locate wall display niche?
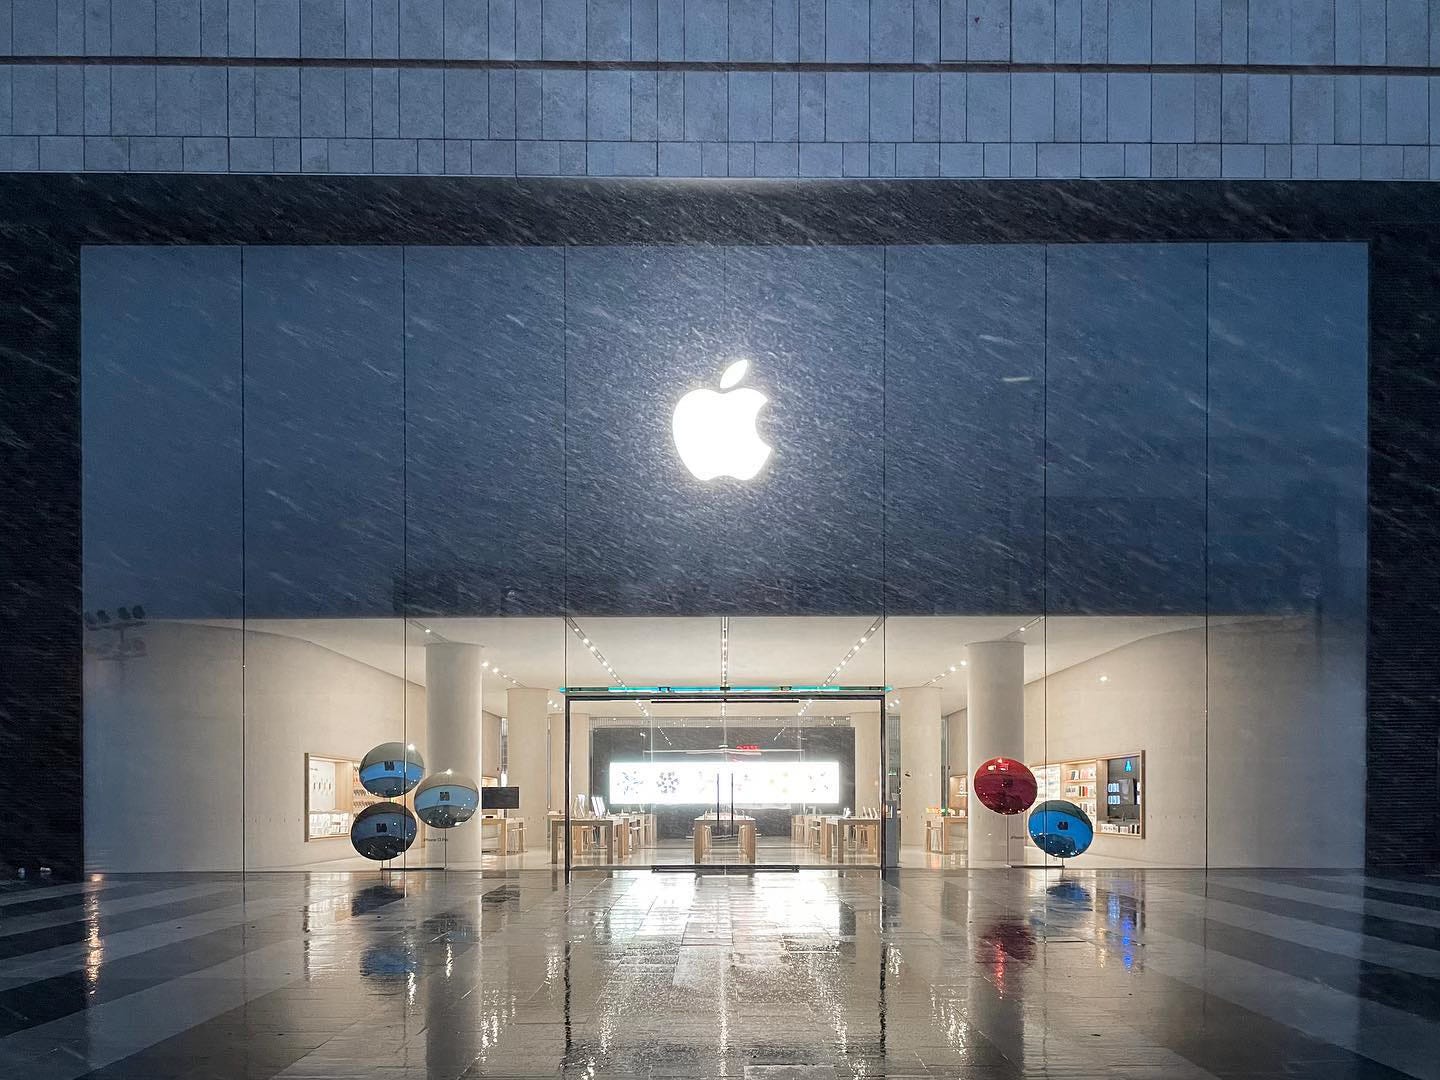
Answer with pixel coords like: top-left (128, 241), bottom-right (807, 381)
top-left (1054, 760), bottom-right (1099, 826)
top-left (1029, 753), bottom-right (1144, 840)
top-left (305, 753), bottom-right (383, 841)
top-left (1101, 754), bottom-right (1144, 837)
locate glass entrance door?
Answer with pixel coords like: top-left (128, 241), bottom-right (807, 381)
top-left (564, 691), bottom-right (886, 875)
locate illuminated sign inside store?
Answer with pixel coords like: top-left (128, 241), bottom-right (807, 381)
top-left (609, 761), bottom-right (840, 805)
top-left (671, 359), bottom-right (772, 482)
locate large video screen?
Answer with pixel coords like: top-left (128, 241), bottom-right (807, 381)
top-left (609, 761), bottom-right (841, 805)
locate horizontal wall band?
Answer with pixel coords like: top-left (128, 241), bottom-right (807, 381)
top-left (0, 55), bottom-right (1437, 75)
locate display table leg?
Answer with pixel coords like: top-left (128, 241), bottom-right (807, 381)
top-left (740, 823), bottom-right (756, 862)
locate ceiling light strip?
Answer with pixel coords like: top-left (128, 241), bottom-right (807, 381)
top-left (566, 617), bottom-right (649, 719)
top-left (799, 615), bottom-right (885, 718)
top-left (925, 617), bottom-right (1043, 686)
top-left (409, 618), bottom-right (523, 688)
top-left (720, 617), bottom-right (729, 721)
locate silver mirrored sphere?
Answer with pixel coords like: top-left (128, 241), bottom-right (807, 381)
top-left (350, 802), bottom-right (417, 861)
top-left (414, 771), bottom-right (480, 828)
top-left (358, 742), bottom-right (425, 797)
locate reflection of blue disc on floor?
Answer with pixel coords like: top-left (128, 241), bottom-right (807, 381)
top-left (360, 943), bottom-right (417, 979)
top-left (414, 772), bottom-right (479, 828)
top-left (1028, 799), bottom-right (1094, 859)
top-left (358, 742), bottom-right (425, 797)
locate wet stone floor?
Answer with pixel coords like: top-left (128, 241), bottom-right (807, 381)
top-left (0, 868), bottom-right (1438, 1079)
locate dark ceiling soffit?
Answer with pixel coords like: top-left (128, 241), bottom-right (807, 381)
top-left (1, 176), bottom-right (1438, 248)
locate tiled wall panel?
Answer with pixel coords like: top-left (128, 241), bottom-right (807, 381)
top-left (0, 0), bottom-right (1433, 176)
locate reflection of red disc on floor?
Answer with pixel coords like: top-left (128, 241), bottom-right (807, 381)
top-left (973, 757), bottom-right (1038, 815)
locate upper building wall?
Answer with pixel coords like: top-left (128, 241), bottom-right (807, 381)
top-left (1, 0), bottom-right (1436, 176)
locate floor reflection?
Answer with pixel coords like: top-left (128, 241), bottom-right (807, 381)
top-left (1, 868), bottom-right (1434, 1078)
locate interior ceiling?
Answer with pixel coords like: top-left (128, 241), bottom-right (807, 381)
top-left (188, 614), bottom-right (1259, 716)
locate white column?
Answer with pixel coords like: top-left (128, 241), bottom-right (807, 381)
top-left (571, 713), bottom-right (592, 808)
top-left (425, 642), bottom-right (485, 865)
top-left (966, 640), bottom-right (1026, 867)
top-left (546, 708), bottom-right (591, 813)
top-left (946, 709), bottom-right (967, 809)
top-left (548, 711), bottom-right (564, 811)
top-left (506, 688), bottom-right (550, 849)
top-left (897, 686), bottom-right (943, 854)
top-left (852, 710), bottom-right (881, 814)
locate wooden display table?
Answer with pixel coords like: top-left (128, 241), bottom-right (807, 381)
top-left (547, 813), bottom-right (654, 864)
top-left (548, 815), bottom-right (616, 864)
top-left (476, 814), bottom-right (525, 855)
top-left (819, 816), bottom-right (839, 858)
top-left (807, 816), bottom-right (881, 861)
top-left (693, 815), bottom-right (757, 862)
top-left (841, 818), bottom-right (880, 858)
top-left (792, 813), bottom-right (846, 852)
top-left (925, 814), bottom-right (966, 854)
top-left (791, 813), bottom-right (821, 844)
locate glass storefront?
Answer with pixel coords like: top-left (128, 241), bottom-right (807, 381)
top-left (80, 242), bottom-right (1366, 873)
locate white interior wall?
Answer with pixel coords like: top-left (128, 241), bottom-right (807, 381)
top-left (1023, 628), bottom-right (1206, 868)
top-left (85, 621), bottom-right (426, 872)
top-left (482, 710), bottom-right (502, 782)
top-left (85, 621), bottom-right (242, 873)
top-left (945, 710), bottom-right (966, 774)
top-left (1202, 616), bottom-right (1365, 867)
top-left (853, 712), bottom-right (881, 813)
top-left (1023, 616), bottom-right (1364, 869)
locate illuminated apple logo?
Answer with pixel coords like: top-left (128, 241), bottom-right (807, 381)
top-left (671, 359), bottom-right (772, 482)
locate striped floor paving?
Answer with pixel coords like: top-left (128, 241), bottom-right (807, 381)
top-left (0, 868), bottom-right (1437, 1079)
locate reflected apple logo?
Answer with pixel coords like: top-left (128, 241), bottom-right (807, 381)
top-left (671, 359), bottom-right (772, 482)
